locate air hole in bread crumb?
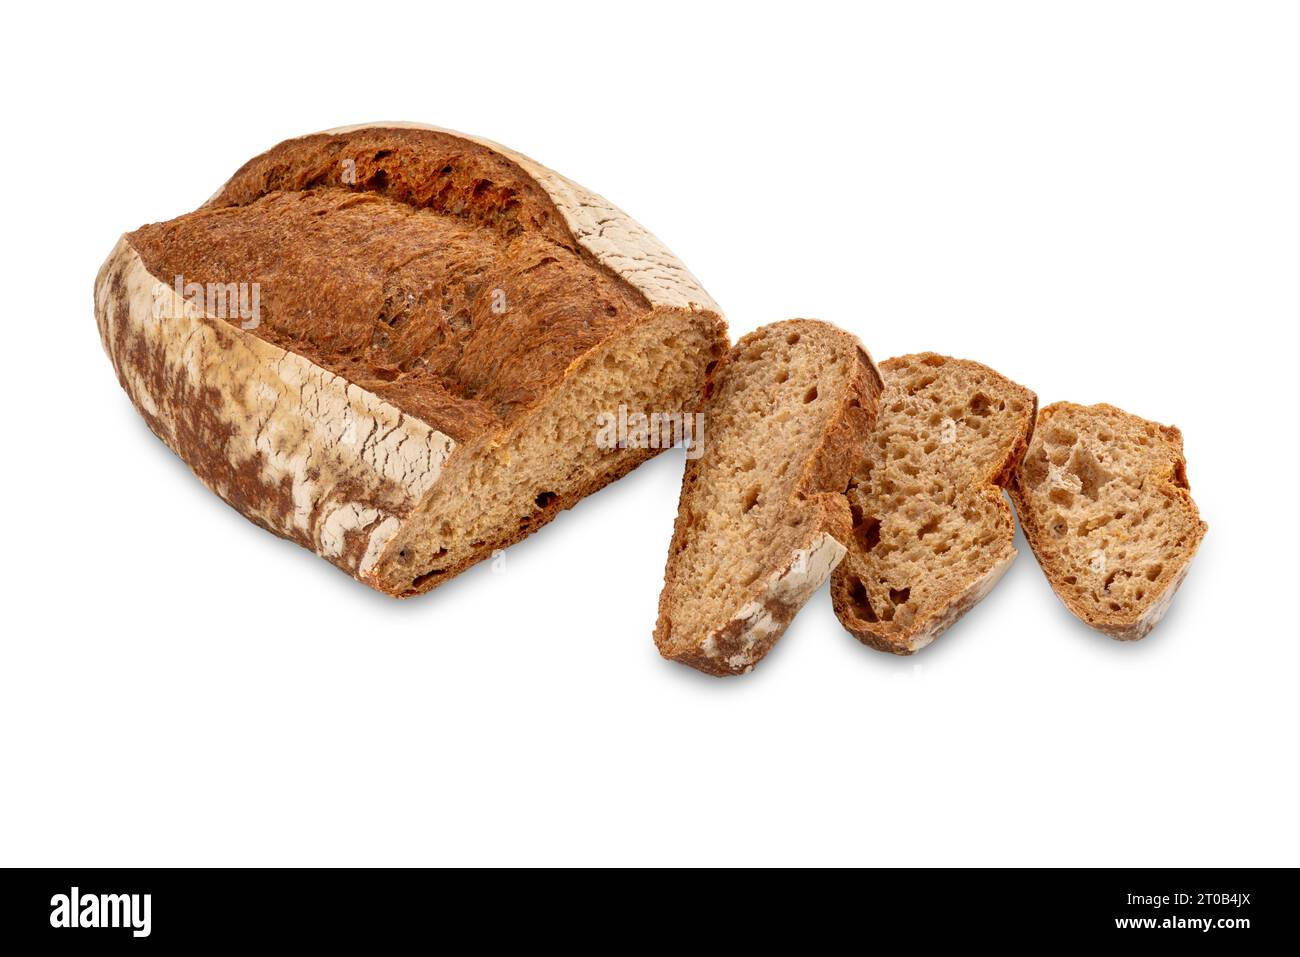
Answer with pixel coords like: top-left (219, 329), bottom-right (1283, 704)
top-left (1146, 564), bottom-right (1163, 581)
top-left (803, 386), bottom-right (818, 403)
top-left (853, 512), bottom-right (881, 553)
top-left (889, 587), bottom-right (911, 605)
top-left (848, 579), bottom-right (878, 622)
top-left (917, 516), bottom-right (941, 539)
top-left (786, 332), bottom-right (800, 345)
top-left (534, 491), bottom-right (557, 508)
top-left (411, 568), bottom-right (447, 589)
top-left (775, 367), bottom-right (789, 384)
top-left (969, 393), bottom-right (992, 416)
top-left (1068, 446), bottom-right (1114, 500)
top-left (741, 485), bottom-right (761, 514)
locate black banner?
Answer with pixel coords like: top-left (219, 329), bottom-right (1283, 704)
top-left (0, 868), bottom-right (1290, 946)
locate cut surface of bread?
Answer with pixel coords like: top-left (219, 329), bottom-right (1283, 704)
top-left (830, 354), bottom-right (1037, 654)
top-left (1010, 402), bottom-right (1206, 640)
top-left (95, 124), bottom-right (727, 595)
top-left (654, 320), bottom-right (883, 676)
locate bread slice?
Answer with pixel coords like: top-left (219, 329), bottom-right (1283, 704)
top-left (654, 320), bottom-right (883, 676)
top-left (94, 123), bottom-right (727, 596)
top-left (830, 354), bottom-right (1037, 654)
top-left (1010, 402), bottom-right (1206, 640)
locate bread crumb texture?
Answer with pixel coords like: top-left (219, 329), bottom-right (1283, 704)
top-left (1010, 402), bottom-right (1206, 640)
top-left (831, 354), bottom-right (1037, 654)
top-left (654, 320), bottom-right (882, 676)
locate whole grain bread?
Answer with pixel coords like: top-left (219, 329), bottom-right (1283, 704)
top-left (830, 354), bottom-right (1037, 654)
top-left (654, 320), bottom-right (883, 676)
top-left (95, 123), bottom-right (727, 596)
top-left (1009, 402), bottom-right (1206, 640)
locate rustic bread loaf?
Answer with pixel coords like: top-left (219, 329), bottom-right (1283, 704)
top-left (830, 354), bottom-right (1037, 654)
top-left (654, 320), bottom-right (883, 676)
top-left (94, 123), bottom-right (727, 595)
top-left (1010, 402), bottom-right (1206, 640)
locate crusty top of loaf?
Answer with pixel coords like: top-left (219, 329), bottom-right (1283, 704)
top-left (127, 126), bottom-right (675, 444)
top-left (206, 127), bottom-right (578, 247)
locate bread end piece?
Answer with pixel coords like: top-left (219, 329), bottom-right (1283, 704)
top-left (1009, 402), bottom-right (1207, 640)
top-left (654, 319), bottom-right (883, 676)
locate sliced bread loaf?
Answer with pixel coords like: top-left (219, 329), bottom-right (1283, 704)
top-left (1009, 402), bottom-right (1206, 640)
top-left (95, 124), bottom-right (727, 596)
top-left (830, 354), bottom-right (1037, 654)
top-left (654, 320), bottom-right (883, 676)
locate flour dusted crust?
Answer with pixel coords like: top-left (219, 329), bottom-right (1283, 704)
top-left (95, 239), bottom-right (454, 577)
top-left (95, 123), bottom-right (727, 594)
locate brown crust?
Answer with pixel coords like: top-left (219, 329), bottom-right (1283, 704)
top-left (830, 353), bottom-right (1037, 654)
top-left (654, 320), bottom-right (882, 676)
top-left (1008, 402), bottom-right (1207, 640)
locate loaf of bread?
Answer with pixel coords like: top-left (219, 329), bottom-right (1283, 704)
top-left (830, 354), bottom-right (1036, 654)
top-left (1010, 402), bottom-right (1206, 639)
top-left (654, 320), bottom-right (883, 675)
top-left (94, 123), bottom-right (727, 595)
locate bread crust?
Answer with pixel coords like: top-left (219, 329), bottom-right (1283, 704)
top-left (654, 320), bottom-right (882, 675)
top-left (1009, 402), bottom-right (1206, 640)
top-left (95, 123), bottom-right (725, 594)
top-left (830, 354), bottom-right (1037, 654)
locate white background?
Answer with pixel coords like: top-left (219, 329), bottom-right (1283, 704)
top-left (2, 1), bottom-right (1296, 866)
